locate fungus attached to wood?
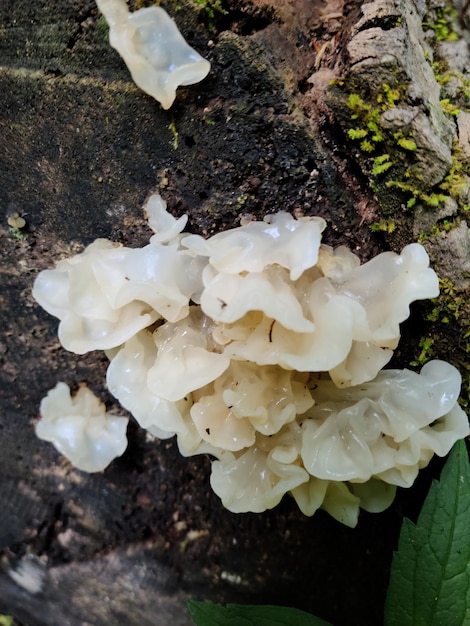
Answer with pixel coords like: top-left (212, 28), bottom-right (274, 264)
top-left (32, 194), bottom-right (469, 525)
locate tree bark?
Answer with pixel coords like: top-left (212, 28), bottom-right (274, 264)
top-left (0, 0), bottom-right (468, 624)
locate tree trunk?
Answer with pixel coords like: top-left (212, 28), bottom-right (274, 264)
top-left (0, 0), bottom-right (468, 624)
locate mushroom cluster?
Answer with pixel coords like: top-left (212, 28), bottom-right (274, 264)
top-left (33, 194), bottom-right (469, 526)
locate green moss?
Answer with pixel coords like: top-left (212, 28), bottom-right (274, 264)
top-left (386, 179), bottom-right (449, 207)
top-left (439, 148), bottom-right (469, 198)
top-left (8, 226), bottom-right (25, 240)
top-left (431, 62), bottom-right (470, 111)
top-left (168, 117), bottom-right (179, 150)
top-left (410, 335), bottom-right (435, 367)
top-left (372, 154), bottom-right (393, 176)
top-left (192, 0), bottom-right (228, 29)
top-left (235, 192), bottom-right (254, 208)
top-left (345, 84), bottom-right (413, 160)
top-left (369, 219), bottom-right (396, 233)
top-left (367, 120), bottom-right (384, 142)
top-left (338, 32), bottom-right (470, 217)
top-left (347, 128), bottom-right (368, 140)
top-left (411, 277), bottom-right (470, 407)
top-left (346, 92), bottom-right (367, 113)
top-left (428, 278), bottom-right (462, 321)
top-left (423, 6), bottom-right (459, 42)
top-left (377, 83), bottom-right (402, 107)
top-left (342, 83), bottom-right (428, 211)
top-left (385, 142), bottom-right (470, 216)
top-left (94, 15), bottom-right (110, 43)
top-left (417, 219), bottom-right (454, 244)
top-left (360, 139), bottom-right (375, 152)
top-left (440, 99), bottom-right (460, 116)
top-left (393, 132), bottom-right (417, 151)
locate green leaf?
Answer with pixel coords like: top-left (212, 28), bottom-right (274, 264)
top-left (385, 439), bottom-right (470, 626)
top-left (187, 601), bottom-right (333, 626)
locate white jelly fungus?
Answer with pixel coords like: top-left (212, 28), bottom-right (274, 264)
top-left (95, 0), bottom-right (211, 109)
top-left (36, 382), bottom-right (129, 472)
top-left (33, 194), bottom-right (469, 525)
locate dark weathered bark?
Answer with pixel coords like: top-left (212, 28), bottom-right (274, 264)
top-left (0, 0), bottom-right (468, 624)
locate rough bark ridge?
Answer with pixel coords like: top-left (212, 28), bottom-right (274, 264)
top-left (0, 0), bottom-right (468, 624)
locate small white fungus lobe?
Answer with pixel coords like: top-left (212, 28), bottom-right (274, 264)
top-left (36, 382), bottom-right (129, 472)
top-left (33, 194), bottom-right (469, 525)
top-left (95, 0), bottom-right (211, 109)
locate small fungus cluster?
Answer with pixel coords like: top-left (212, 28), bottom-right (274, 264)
top-left (33, 194), bottom-right (469, 527)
